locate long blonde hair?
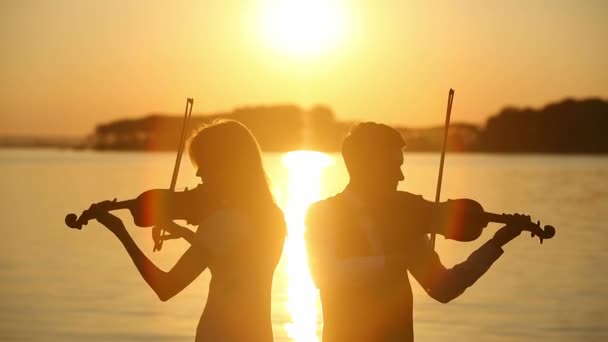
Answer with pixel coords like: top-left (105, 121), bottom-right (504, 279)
top-left (188, 119), bottom-right (275, 209)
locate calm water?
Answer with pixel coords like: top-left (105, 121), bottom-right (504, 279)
top-left (1, 149), bottom-right (607, 341)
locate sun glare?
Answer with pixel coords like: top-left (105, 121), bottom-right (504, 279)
top-left (282, 151), bottom-right (333, 341)
top-left (258, 0), bottom-right (349, 58)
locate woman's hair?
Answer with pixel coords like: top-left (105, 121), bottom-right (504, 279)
top-left (188, 119), bottom-right (275, 208)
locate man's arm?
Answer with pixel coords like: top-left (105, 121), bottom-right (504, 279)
top-left (397, 195), bottom-right (529, 303)
top-left (406, 233), bottom-right (504, 303)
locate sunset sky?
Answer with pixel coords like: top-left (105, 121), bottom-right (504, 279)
top-left (2, 0), bottom-right (607, 136)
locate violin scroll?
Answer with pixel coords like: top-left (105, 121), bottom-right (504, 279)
top-left (531, 222), bottom-right (555, 244)
top-left (537, 224), bottom-right (556, 240)
top-left (65, 198), bottom-right (123, 230)
top-left (485, 212), bottom-right (556, 244)
top-left (65, 213), bottom-right (81, 229)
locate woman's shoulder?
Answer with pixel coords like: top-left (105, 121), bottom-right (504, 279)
top-left (201, 208), bottom-right (250, 226)
top-left (195, 205), bottom-right (285, 255)
top-left (194, 209), bottom-right (251, 256)
top-left (200, 204), bottom-right (284, 228)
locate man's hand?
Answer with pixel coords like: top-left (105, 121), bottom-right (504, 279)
top-left (490, 214), bottom-right (530, 247)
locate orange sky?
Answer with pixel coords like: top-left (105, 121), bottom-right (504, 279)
top-left (2, 0), bottom-right (607, 136)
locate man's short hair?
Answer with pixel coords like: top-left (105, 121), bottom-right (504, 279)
top-left (341, 122), bottom-right (406, 167)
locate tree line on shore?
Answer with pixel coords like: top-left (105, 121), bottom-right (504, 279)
top-left (86, 98), bottom-right (608, 154)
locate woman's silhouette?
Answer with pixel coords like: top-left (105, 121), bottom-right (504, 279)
top-left (88, 120), bottom-right (286, 341)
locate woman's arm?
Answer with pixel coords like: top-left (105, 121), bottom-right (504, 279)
top-left (92, 206), bottom-right (207, 301)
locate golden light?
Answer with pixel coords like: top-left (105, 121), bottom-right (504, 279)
top-left (282, 151), bottom-right (333, 341)
top-left (258, 0), bottom-right (349, 58)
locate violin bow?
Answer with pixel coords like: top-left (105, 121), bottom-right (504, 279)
top-left (154, 97), bottom-right (194, 252)
top-left (430, 89), bottom-right (454, 249)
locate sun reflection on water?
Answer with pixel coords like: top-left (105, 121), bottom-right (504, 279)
top-left (282, 151), bottom-right (333, 342)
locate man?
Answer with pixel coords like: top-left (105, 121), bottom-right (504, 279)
top-left (305, 122), bottom-right (526, 341)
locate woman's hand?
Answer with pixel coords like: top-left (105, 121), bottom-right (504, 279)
top-left (153, 221), bottom-right (196, 246)
top-left (88, 201), bottom-right (127, 237)
top-left (154, 221), bottom-right (185, 240)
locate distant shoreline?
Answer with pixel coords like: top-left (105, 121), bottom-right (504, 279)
top-left (3, 145), bottom-right (608, 157)
top-left (3, 97), bottom-right (607, 154)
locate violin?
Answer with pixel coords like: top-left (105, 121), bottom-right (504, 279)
top-left (64, 184), bottom-right (209, 230)
top-left (429, 89), bottom-right (554, 246)
top-left (66, 98), bottom-right (196, 251)
top-left (431, 199), bottom-right (556, 244)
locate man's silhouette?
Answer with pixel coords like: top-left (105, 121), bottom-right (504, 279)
top-left (305, 122), bottom-right (526, 341)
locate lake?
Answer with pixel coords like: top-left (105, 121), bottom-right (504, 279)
top-left (1, 149), bottom-right (607, 341)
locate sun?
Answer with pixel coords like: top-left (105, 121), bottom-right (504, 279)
top-left (258, 0), bottom-right (349, 58)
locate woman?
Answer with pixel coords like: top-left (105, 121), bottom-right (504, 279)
top-left (89, 120), bottom-right (286, 341)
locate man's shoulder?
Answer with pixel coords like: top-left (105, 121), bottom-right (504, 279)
top-left (306, 193), bottom-right (347, 224)
top-left (309, 192), bottom-right (345, 210)
top-left (394, 191), bottom-right (429, 205)
top-left (309, 191), bottom-right (428, 211)
top-left (395, 190), bottom-right (422, 200)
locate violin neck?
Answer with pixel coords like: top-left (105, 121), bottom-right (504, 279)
top-left (105, 199), bottom-right (135, 212)
top-left (484, 212), bottom-right (533, 226)
top-left (484, 212), bottom-right (510, 225)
